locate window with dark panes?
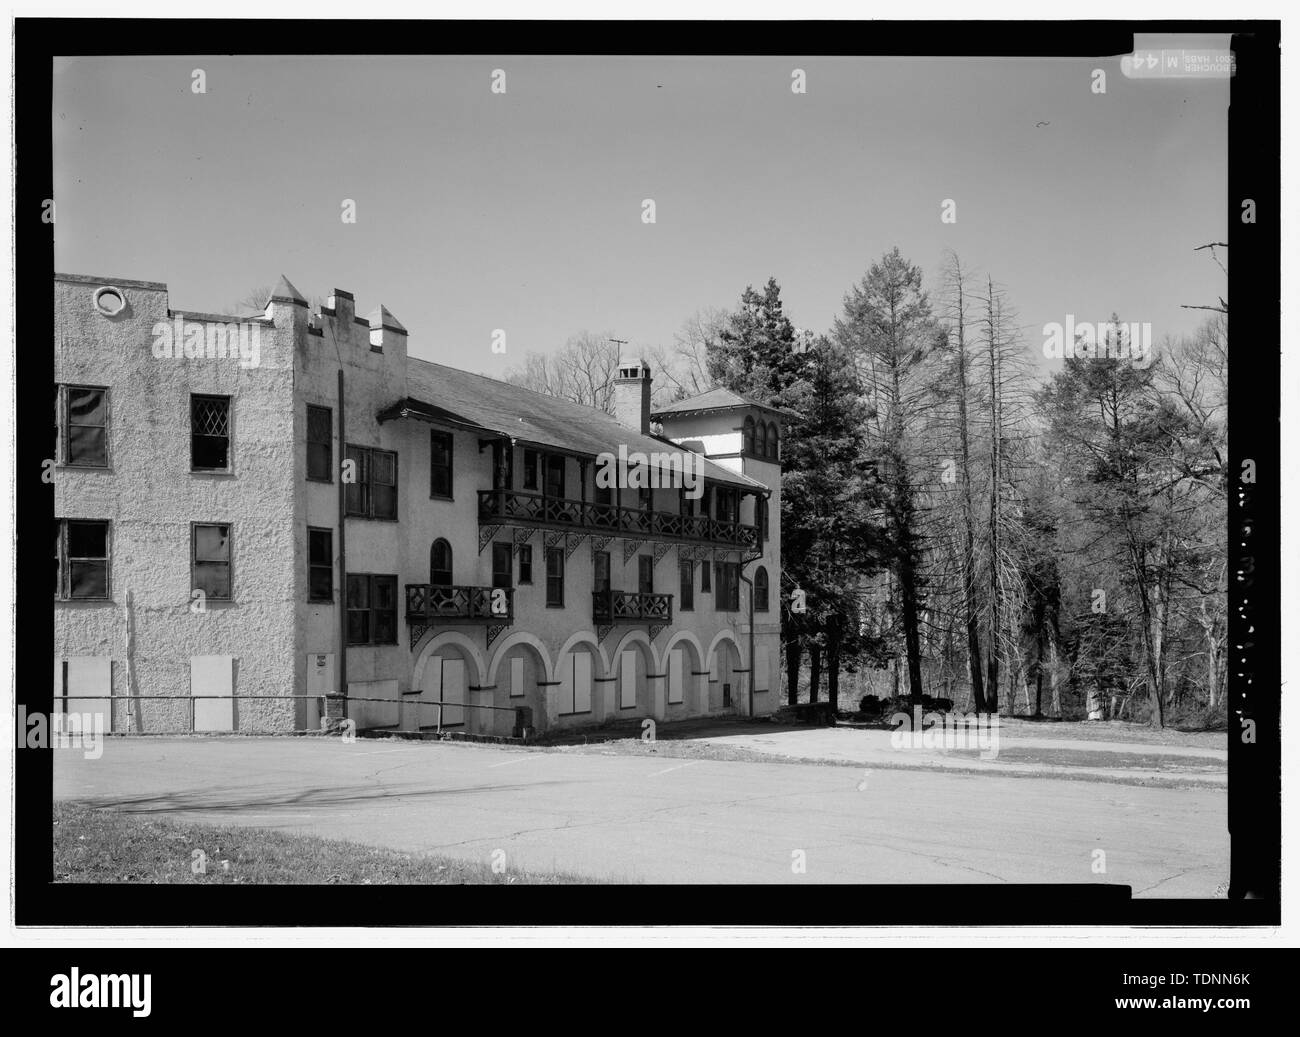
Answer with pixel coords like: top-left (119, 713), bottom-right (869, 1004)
top-left (594, 550), bottom-right (610, 593)
top-left (430, 430), bottom-right (453, 498)
top-left (492, 542), bottom-right (513, 589)
top-left (544, 453), bottom-right (565, 498)
top-left (721, 562), bottom-right (741, 611)
top-left (191, 394), bottom-right (231, 471)
top-left (308, 528), bottom-right (333, 601)
top-left (759, 497), bottom-right (769, 542)
top-left (192, 523), bottom-right (232, 600)
top-left (767, 422), bottom-right (779, 459)
top-left (346, 574), bottom-right (397, 645)
top-left (430, 539), bottom-right (453, 586)
top-left (306, 405), bottom-right (333, 482)
top-left (345, 445), bottom-right (398, 519)
top-left (546, 548), bottom-right (564, 606)
top-left (755, 421), bottom-right (767, 458)
top-left (518, 544), bottom-right (533, 584)
top-left (344, 444), bottom-right (369, 516)
top-left (371, 449), bottom-right (397, 518)
top-left (679, 560), bottom-right (694, 611)
top-left (638, 554), bottom-right (654, 595)
top-left (62, 386), bottom-right (109, 467)
top-left (523, 449), bottom-right (539, 490)
top-left (491, 439), bottom-right (512, 491)
top-left (755, 566), bottom-right (769, 612)
top-left (742, 416), bottom-right (755, 455)
top-left (701, 559), bottom-right (711, 593)
top-left (638, 481), bottom-right (653, 512)
top-left (55, 519), bottom-right (110, 599)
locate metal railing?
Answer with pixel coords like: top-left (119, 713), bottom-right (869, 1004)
top-left (52, 692), bottom-right (533, 737)
top-left (478, 488), bottom-right (758, 549)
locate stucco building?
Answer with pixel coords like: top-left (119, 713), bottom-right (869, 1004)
top-left (52, 272), bottom-right (789, 736)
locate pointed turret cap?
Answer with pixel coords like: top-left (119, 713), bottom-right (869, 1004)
top-left (266, 275), bottom-right (308, 307)
top-left (368, 305), bottom-right (407, 335)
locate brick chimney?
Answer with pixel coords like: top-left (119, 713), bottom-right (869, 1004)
top-left (613, 358), bottom-right (652, 435)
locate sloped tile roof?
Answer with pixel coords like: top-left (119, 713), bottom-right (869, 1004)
top-left (402, 358), bottom-right (768, 492)
top-left (652, 385), bottom-right (800, 419)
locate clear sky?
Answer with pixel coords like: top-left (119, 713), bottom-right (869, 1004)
top-left (53, 51), bottom-right (1229, 381)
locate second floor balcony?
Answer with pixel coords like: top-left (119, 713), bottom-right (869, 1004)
top-left (405, 583), bottom-right (513, 624)
top-left (592, 589), bottom-right (673, 625)
top-left (478, 488), bottom-right (758, 549)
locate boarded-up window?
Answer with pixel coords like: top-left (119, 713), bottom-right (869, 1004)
top-left (191, 655), bottom-right (234, 732)
top-left (620, 651), bottom-right (637, 709)
top-left (668, 648), bottom-right (684, 704)
top-left (559, 652), bottom-right (592, 715)
top-left (510, 656), bottom-right (525, 699)
top-left (192, 523), bottom-right (232, 600)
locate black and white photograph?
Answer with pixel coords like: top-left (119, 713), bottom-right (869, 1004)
top-left (5, 5), bottom-right (1287, 985)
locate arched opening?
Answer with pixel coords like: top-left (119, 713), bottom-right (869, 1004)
top-left (411, 632), bottom-right (486, 734)
top-left (662, 634), bottom-right (705, 720)
top-left (755, 566), bottom-right (770, 612)
top-left (709, 637), bottom-right (744, 714)
top-left (492, 640), bottom-right (551, 737)
top-left (767, 422), bottom-right (779, 459)
top-left (754, 420), bottom-right (767, 458)
top-left (742, 416), bottom-right (755, 455)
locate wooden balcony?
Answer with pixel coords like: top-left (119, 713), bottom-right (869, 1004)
top-left (478, 489), bottom-right (758, 549)
top-left (592, 589), bottom-right (673, 625)
top-left (405, 584), bottom-right (513, 623)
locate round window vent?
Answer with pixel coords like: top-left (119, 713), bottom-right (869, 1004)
top-left (92, 286), bottom-right (127, 317)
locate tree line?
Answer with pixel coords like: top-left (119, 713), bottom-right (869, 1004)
top-left (504, 247), bottom-right (1228, 728)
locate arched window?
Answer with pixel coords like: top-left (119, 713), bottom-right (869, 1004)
top-left (430, 539), bottom-right (453, 586)
top-left (767, 422), bottom-right (779, 459)
top-left (742, 416), bottom-right (755, 455)
top-left (755, 420), bottom-right (767, 458)
top-left (754, 566), bottom-right (770, 612)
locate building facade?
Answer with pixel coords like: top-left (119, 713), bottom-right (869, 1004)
top-left (52, 272), bottom-right (788, 736)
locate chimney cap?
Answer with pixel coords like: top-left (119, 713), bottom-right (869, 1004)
top-left (617, 357), bottom-right (650, 378)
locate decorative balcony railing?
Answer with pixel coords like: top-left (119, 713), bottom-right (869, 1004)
top-left (592, 589), bottom-right (673, 625)
top-left (405, 584), bottom-right (513, 623)
top-left (478, 489), bottom-right (757, 549)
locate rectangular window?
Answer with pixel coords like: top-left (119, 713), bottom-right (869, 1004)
top-left (701, 560), bottom-right (711, 593)
top-left (518, 544), bottom-right (533, 584)
top-left (679, 560), bottom-right (694, 612)
top-left (191, 394), bottom-right (231, 471)
top-left (308, 527), bottom-right (333, 601)
top-left (345, 445), bottom-right (398, 519)
top-left (523, 449), bottom-right (539, 490)
top-left (346, 573), bottom-right (397, 645)
top-left (492, 542), bottom-right (513, 589)
top-left (192, 522), bottom-right (232, 600)
top-left (430, 430), bottom-right (453, 498)
top-left (638, 483), bottom-right (653, 512)
top-left (54, 519), bottom-right (110, 600)
top-left (57, 386), bottom-right (109, 467)
top-left (306, 405), bottom-right (333, 482)
top-left (760, 497), bottom-right (769, 541)
top-left (546, 548), bottom-right (564, 607)
top-left (718, 561), bottom-right (741, 611)
top-left (544, 453), bottom-right (565, 498)
top-left (638, 554), bottom-right (654, 595)
top-left (491, 439), bottom-right (512, 491)
top-left (594, 551), bottom-right (610, 593)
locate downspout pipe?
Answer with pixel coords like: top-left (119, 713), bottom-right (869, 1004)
top-left (336, 367), bottom-right (348, 722)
